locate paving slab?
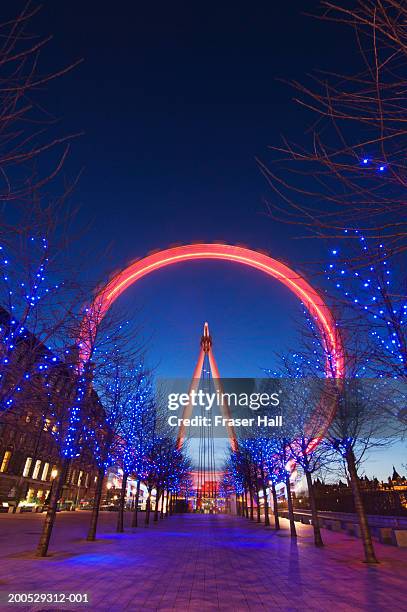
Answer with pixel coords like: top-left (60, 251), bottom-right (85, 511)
top-left (0, 512), bottom-right (405, 611)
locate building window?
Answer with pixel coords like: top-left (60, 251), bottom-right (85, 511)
top-left (78, 470), bottom-right (83, 486)
top-left (70, 469), bottom-right (76, 485)
top-left (41, 463), bottom-right (49, 481)
top-left (85, 473), bottom-right (89, 487)
top-left (43, 419), bottom-right (51, 432)
top-left (23, 457), bottom-right (32, 477)
top-left (0, 450), bottom-right (11, 473)
top-left (32, 460), bottom-right (41, 480)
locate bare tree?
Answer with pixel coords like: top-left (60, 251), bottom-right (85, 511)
top-left (0, 2), bottom-right (82, 207)
top-left (0, 2), bottom-right (83, 419)
top-left (327, 377), bottom-right (393, 564)
top-left (287, 312), bottom-right (398, 563)
top-left (259, 1), bottom-right (407, 254)
top-left (277, 371), bottom-right (335, 547)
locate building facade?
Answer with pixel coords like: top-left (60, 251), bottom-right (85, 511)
top-left (0, 306), bottom-right (102, 511)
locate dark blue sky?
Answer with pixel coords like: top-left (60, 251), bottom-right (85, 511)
top-left (36, 1), bottom-right (352, 378)
top-left (26, 1), bottom-right (404, 480)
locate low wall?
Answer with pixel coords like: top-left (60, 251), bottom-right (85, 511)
top-left (278, 509), bottom-right (407, 547)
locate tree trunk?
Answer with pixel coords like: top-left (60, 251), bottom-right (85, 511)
top-left (271, 481), bottom-right (280, 530)
top-left (116, 472), bottom-right (128, 533)
top-left (346, 450), bottom-right (378, 563)
top-left (87, 466), bottom-right (105, 541)
top-left (285, 474), bottom-right (297, 538)
top-left (36, 459), bottom-right (69, 557)
top-left (145, 487), bottom-right (152, 526)
top-left (154, 489), bottom-right (160, 522)
top-left (160, 490), bottom-right (165, 519)
top-left (262, 484), bottom-right (270, 526)
top-left (259, 464), bottom-right (270, 526)
top-left (244, 487), bottom-right (249, 518)
top-left (165, 490), bottom-right (170, 516)
top-left (256, 489), bottom-right (261, 523)
top-left (131, 479), bottom-right (141, 528)
top-left (305, 471), bottom-right (323, 546)
top-left (249, 488), bottom-right (254, 520)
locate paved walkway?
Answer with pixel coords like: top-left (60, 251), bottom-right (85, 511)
top-left (0, 511), bottom-right (406, 611)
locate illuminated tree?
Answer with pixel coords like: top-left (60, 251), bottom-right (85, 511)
top-left (84, 333), bottom-right (148, 539)
top-left (143, 438), bottom-right (161, 526)
top-left (239, 437), bottom-right (273, 526)
top-left (224, 452), bottom-right (245, 515)
top-left (326, 235), bottom-right (407, 417)
top-left (236, 444), bottom-right (257, 521)
top-left (35, 346), bottom-right (93, 557)
top-left (129, 392), bottom-right (156, 528)
top-left (270, 433), bottom-right (297, 538)
top-left (0, 224), bottom-right (81, 418)
top-left (34, 306), bottom-right (130, 556)
top-left (277, 311), bottom-right (393, 563)
top-left (115, 368), bottom-right (153, 533)
top-left (0, 229), bottom-right (91, 542)
top-left (171, 459), bottom-right (193, 514)
top-left (150, 437), bottom-right (190, 522)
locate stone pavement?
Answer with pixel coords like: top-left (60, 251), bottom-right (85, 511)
top-left (0, 511), bottom-right (406, 611)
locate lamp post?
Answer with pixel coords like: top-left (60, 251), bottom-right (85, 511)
top-left (46, 468), bottom-right (58, 508)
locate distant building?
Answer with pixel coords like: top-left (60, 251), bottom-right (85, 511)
top-left (388, 466), bottom-right (407, 491)
top-left (309, 472), bottom-right (407, 516)
top-left (0, 306), bottom-right (101, 511)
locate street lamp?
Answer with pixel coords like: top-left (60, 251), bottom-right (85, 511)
top-left (45, 468), bottom-right (59, 508)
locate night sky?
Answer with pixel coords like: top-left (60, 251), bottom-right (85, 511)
top-left (21, 1), bottom-right (400, 478)
top-left (34, 1), bottom-right (351, 377)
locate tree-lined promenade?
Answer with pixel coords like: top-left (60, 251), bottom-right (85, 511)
top-left (0, 2), bottom-right (406, 609)
top-left (0, 304), bottom-right (192, 557)
top-left (0, 511), bottom-right (406, 611)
